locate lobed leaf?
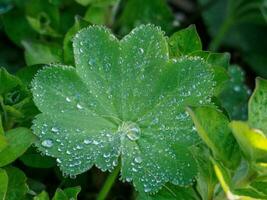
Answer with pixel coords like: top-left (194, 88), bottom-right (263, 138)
top-left (32, 25), bottom-right (216, 192)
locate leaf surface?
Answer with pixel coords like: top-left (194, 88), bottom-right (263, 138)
top-left (32, 25), bottom-right (215, 192)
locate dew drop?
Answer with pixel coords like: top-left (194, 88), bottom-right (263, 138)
top-left (51, 127), bottom-right (59, 133)
top-left (139, 48), bottom-right (144, 54)
top-left (76, 103), bottom-right (83, 109)
top-left (134, 156), bottom-right (142, 164)
top-left (41, 139), bottom-right (53, 148)
top-left (66, 97), bottom-right (71, 102)
top-left (119, 122), bottom-right (141, 141)
top-left (83, 139), bottom-right (92, 144)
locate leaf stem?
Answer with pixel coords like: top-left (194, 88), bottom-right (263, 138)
top-left (97, 164), bottom-right (120, 200)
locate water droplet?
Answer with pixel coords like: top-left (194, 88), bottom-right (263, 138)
top-left (76, 103), bottom-right (83, 109)
top-left (51, 127), bottom-right (59, 133)
top-left (56, 158), bottom-right (62, 163)
top-left (134, 156), bottom-right (142, 164)
top-left (139, 48), bottom-right (144, 54)
top-left (66, 97), bottom-right (71, 102)
top-left (83, 139), bottom-right (92, 144)
top-left (41, 139), bottom-right (53, 148)
top-left (66, 150), bottom-right (71, 155)
top-left (119, 122), bottom-right (141, 141)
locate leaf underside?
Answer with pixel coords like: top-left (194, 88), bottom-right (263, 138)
top-left (32, 24), bottom-right (215, 192)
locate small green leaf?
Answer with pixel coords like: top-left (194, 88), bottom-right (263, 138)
top-left (169, 25), bottom-right (202, 56)
top-left (34, 191), bottom-right (50, 200)
top-left (0, 67), bottom-right (23, 95)
top-left (22, 40), bottom-right (63, 66)
top-left (25, 0), bottom-right (61, 37)
top-left (52, 188), bottom-right (68, 200)
top-left (230, 121), bottom-right (267, 162)
top-left (0, 168), bottom-right (8, 200)
top-left (32, 25), bottom-right (215, 192)
top-left (248, 78), bottom-right (267, 133)
top-left (187, 106), bottom-right (240, 168)
top-left (0, 127), bottom-right (36, 167)
top-left (5, 166), bottom-right (29, 200)
top-left (63, 186), bottom-right (81, 199)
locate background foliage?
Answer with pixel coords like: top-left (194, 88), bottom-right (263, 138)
top-left (0, 0), bottom-right (266, 199)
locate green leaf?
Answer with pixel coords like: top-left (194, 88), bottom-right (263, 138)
top-left (0, 168), bottom-right (8, 200)
top-left (19, 147), bottom-right (56, 168)
top-left (5, 166), bottom-right (29, 200)
top-left (32, 25), bottom-right (215, 192)
top-left (0, 128), bottom-right (36, 167)
top-left (52, 189), bottom-right (68, 200)
top-left (63, 186), bottom-right (81, 199)
top-left (84, 2), bottom-right (114, 25)
top-left (137, 184), bottom-right (198, 200)
top-left (248, 78), bottom-right (267, 133)
top-left (169, 25), bottom-right (202, 57)
top-left (0, 68), bottom-right (23, 95)
top-left (2, 9), bottom-right (37, 46)
top-left (16, 65), bottom-right (43, 87)
top-left (63, 17), bottom-right (90, 65)
top-left (230, 121), bottom-right (267, 162)
top-left (192, 146), bottom-right (217, 200)
top-left (117, 0), bottom-right (174, 35)
top-left (211, 158), bottom-right (234, 198)
top-left (22, 40), bottom-right (63, 66)
top-left (187, 106), bottom-right (240, 169)
top-left (25, 0), bottom-right (61, 37)
top-left (0, 134), bottom-right (8, 152)
top-left (34, 191), bottom-right (50, 200)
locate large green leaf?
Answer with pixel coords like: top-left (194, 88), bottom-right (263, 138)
top-left (0, 128), bottom-right (36, 167)
top-left (32, 25), bottom-right (215, 192)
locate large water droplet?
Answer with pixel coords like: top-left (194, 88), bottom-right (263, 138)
top-left (41, 139), bottom-right (53, 148)
top-left (119, 122), bottom-right (141, 141)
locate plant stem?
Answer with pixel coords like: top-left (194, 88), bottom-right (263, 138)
top-left (209, 18), bottom-right (233, 51)
top-left (97, 165), bottom-right (120, 200)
